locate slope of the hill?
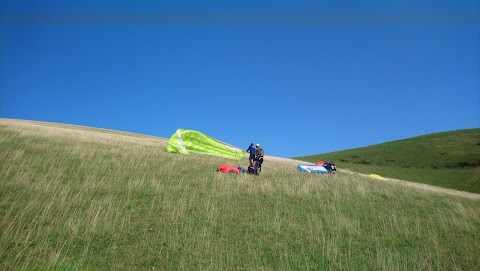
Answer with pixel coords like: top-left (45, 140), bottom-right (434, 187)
top-left (295, 129), bottom-right (480, 193)
top-left (1, 119), bottom-right (479, 270)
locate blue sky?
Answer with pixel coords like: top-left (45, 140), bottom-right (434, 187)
top-left (1, 1), bottom-right (479, 157)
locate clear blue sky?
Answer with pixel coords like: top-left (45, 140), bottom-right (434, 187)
top-left (1, 1), bottom-right (479, 157)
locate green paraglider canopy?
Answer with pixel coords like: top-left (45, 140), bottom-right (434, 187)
top-left (166, 129), bottom-right (246, 160)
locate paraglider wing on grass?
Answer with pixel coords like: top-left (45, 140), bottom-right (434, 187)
top-left (297, 164), bottom-right (329, 174)
top-left (166, 129), bottom-right (246, 160)
top-left (369, 174), bottom-right (385, 180)
top-left (216, 164), bottom-right (242, 174)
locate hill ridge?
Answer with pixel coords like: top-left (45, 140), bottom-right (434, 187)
top-left (1, 118), bottom-right (478, 199)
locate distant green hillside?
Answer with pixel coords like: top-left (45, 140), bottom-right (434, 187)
top-left (296, 129), bottom-right (480, 193)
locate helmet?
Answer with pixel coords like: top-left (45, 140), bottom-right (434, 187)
top-left (256, 144), bottom-right (260, 147)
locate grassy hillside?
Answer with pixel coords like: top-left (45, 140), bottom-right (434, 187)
top-left (296, 129), bottom-right (480, 193)
top-left (1, 119), bottom-right (480, 270)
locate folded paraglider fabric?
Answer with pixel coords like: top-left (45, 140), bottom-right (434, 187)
top-left (297, 164), bottom-right (328, 174)
top-left (216, 164), bottom-right (242, 174)
top-left (369, 174), bottom-right (385, 180)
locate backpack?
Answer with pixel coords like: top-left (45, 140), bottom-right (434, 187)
top-left (248, 165), bottom-right (258, 175)
top-left (248, 162), bottom-right (261, 175)
top-left (257, 148), bottom-right (264, 157)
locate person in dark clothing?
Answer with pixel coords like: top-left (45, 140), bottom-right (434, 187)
top-left (246, 143), bottom-right (256, 166)
top-left (255, 143), bottom-right (264, 168)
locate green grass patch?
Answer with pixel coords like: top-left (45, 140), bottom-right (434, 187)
top-left (1, 119), bottom-right (480, 270)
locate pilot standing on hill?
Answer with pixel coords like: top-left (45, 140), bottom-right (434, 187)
top-left (255, 143), bottom-right (264, 166)
top-left (246, 143), bottom-right (256, 166)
